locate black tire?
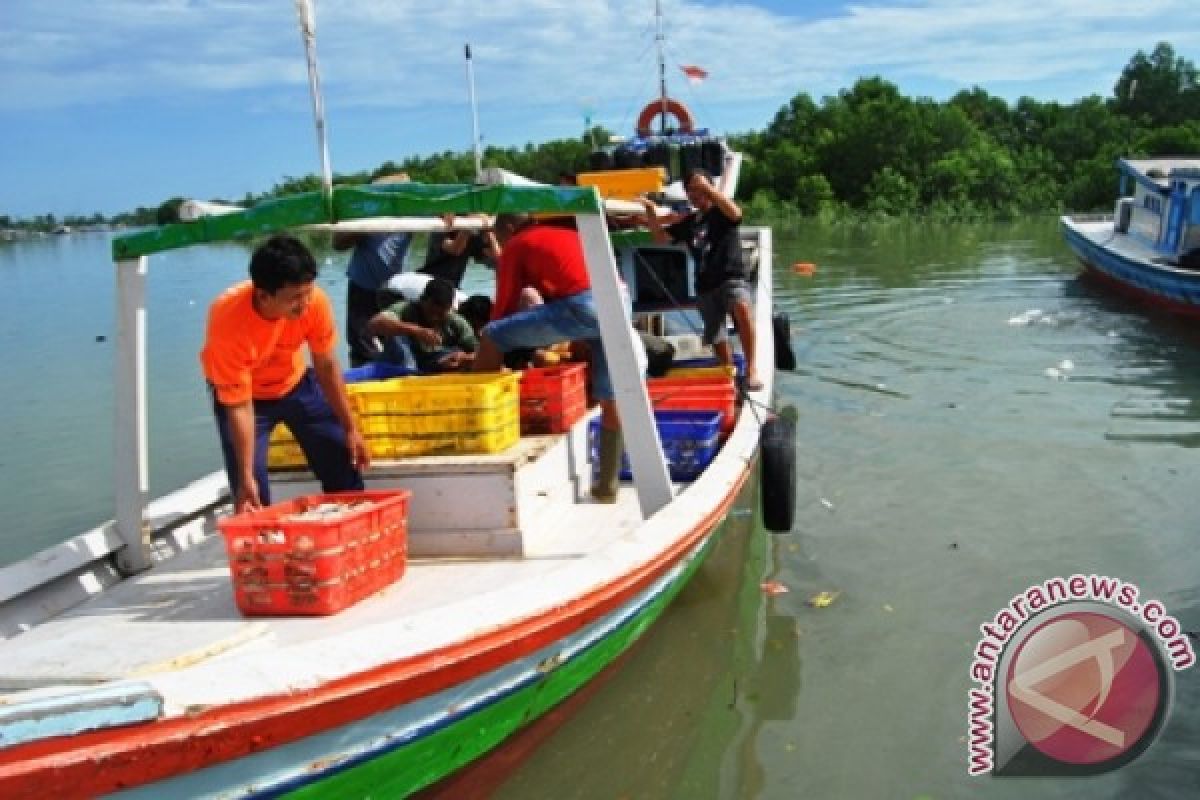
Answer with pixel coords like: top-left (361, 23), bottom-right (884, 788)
top-left (773, 311), bottom-right (797, 371)
top-left (761, 415), bottom-right (796, 533)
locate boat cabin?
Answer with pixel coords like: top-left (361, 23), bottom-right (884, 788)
top-left (1115, 157), bottom-right (1200, 259)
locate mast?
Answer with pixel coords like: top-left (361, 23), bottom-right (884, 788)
top-left (294, 0), bottom-right (333, 214)
top-left (465, 43), bottom-right (483, 181)
top-left (655, 0), bottom-right (668, 135)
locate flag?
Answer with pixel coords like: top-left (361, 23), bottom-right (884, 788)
top-left (680, 64), bottom-right (708, 85)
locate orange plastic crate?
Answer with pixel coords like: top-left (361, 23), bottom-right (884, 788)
top-left (646, 375), bottom-right (737, 434)
top-left (217, 490), bottom-right (410, 616)
top-left (520, 363), bottom-right (588, 435)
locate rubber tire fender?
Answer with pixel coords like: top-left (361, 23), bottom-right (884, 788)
top-left (773, 311), bottom-right (797, 371)
top-left (761, 414), bottom-right (796, 533)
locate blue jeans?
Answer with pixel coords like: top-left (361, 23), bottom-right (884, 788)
top-left (378, 335), bottom-right (463, 374)
top-left (210, 369), bottom-right (364, 506)
top-left (483, 290), bottom-right (617, 399)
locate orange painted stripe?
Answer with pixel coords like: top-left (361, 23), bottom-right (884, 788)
top-left (0, 467), bottom-right (751, 800)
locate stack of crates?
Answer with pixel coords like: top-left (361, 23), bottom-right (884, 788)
top-left (268, 373), bottom-right (520, 467)
top-left (647, 372), bottom-right (737, 434)
top-left (589, 410), bottom-right (722, 482)
top-left (217, 489), bottom-right (411, 616)
top-left (666, 352), bottom-right (746, 381)
top-left (519, 363), bottom-right (588, 434)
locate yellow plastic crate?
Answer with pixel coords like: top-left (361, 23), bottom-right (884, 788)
top-left (664, 365), bottom-right (737, 380)
top-left (269, 424), bottom-right (519, 466)
top-left (349, 373), bottom-right (519, 415)
top-left (576, 167), bottom-right (666, 200)
top-left (366, 422), bottom-right (519, 459)
top-left (267, 439), bottom-right (306, 469)
top-left (357, 403), bottom-right (518, 436)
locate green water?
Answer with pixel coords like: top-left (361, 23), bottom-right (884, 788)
top-left (2, 220), bottom-right (1197, 797)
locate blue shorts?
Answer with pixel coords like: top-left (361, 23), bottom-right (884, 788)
top-left (483, 290), bottom-right (616, 399)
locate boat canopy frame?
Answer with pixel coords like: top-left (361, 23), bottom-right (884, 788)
top-left (109, 183), bottom-right (674, 574)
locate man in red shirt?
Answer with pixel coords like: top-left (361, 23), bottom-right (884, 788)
top-left (473, 214), bottom-right (624, 502)
top-left (201, 234), bottom-right (369, 512)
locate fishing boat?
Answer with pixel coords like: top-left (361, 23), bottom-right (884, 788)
top-left (1061, 157), bottom-right (1200, 314)
top-left (0, 7), bottom-right (796, 800)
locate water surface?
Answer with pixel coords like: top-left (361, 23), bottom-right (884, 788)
top-left (2, 219), bottom-right (1197, 797)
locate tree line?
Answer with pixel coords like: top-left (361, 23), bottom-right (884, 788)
top-left (734, 42), bottom-right (1199, 220)
top-left (5, 41), bottom-right (1197, 233)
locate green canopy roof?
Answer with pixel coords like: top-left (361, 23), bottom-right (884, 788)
top-left (112, 183), bottom-right (605, 260)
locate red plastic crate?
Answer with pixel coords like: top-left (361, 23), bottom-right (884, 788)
top-left (520, 363), bottom-right (588, 434)
top-left (217, 490), bottom-right (410, 616)
top-left (646, 375), bottom-right (737, 434)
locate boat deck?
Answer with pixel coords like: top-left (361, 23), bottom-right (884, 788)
top-left (1064, 215), bottom-right (1164, 263)
top-left (0, 429), bottom-right (658, 693)
top-left (0, 491), bottom-right (648, 689)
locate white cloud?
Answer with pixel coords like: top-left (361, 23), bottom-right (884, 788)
top-left (1, 0), bottom-right (1198, 117)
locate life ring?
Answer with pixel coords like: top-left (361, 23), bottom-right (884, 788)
top-left (636, 97), bottom-right (696, 137)
top-left (773, 311), bottom-right (797, 371)
top-left (760, 413), bottom-right (797, 533)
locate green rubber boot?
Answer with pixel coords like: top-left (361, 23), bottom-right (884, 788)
top-left (591, 427), bottom-right (623, 503)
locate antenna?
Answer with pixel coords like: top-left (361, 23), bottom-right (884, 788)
top-left (465, 43), bottom-right (483, 181)
top-left (655, 0), bottom-right (667, 134)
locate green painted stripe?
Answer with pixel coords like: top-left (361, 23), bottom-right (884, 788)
top-left (283, 531), bottom-right (721, 800)
top-left (111, 184), bottom-right (605, 260)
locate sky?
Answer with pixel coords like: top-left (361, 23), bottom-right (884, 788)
top-left (1, 0), bottom-right (1198, 219)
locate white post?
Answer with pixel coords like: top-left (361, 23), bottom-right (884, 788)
top-left (576, 213), bottom-right (674, 517)
top-left (465, 43), bottom-right (483, 181)
top-left (115, 257), bottom-right (151, 574)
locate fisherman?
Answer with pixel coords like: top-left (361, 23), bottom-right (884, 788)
top-left (201, 234), bottom-right (368, 513)
top-left (640, 167), bottom-right (762, 390)
top-left (420, 213), bottom-right (500, 288)
top-left (333, 173), bottom-right (414, 366)
top-left (472, 213), bottom-right (625, 502)
top-left (367, 277), bottom-right (478, 373)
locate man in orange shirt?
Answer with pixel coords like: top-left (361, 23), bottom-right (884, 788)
top-left (201, 234), bottom-right (369, 512)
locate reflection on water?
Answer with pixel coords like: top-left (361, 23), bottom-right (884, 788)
top-left (2, 220), bottom-right (1198, 797)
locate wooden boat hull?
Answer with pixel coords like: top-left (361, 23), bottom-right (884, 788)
top-left (1061, 215), bottom-right (1200, 316)
top-left (0, 468), bottom-right (748, 799)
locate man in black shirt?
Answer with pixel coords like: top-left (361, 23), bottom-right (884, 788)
top-left (420, 214), bottom-right (499, 287)
top-left (642, 168), bottom-right (762, 390)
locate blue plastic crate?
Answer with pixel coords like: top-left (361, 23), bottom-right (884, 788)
top-left (343, 362), bottom-right (418, 384)
top-left (589, 410), bottom-right (721, 482)
top-left (670, 352), bottom-right (745, 379)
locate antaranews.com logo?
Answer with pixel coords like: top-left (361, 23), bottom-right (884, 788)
top-left (967, 574), bottom-right (1195, 776)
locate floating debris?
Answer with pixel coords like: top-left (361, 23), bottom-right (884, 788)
top-left (1059, 359), bottom-right (1075, 371)
top-left (791, 262), bottom-right (816, 276)
top-left (883, 604), bottom-right (894, 613)
top-left (808, 590), bottom-right (840, 608)
top-left (760, 581), bottom-right (789, 596)
top-left (819, 497), bottom-right (835, 510)
top-left (1007, 309), bottom-right (1043, 327)
top-left (1044, 367), bottom-right (1066, 381)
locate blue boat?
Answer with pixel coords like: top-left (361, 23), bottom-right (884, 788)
top-left (1061, 157), bottom-right (1200, 314)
